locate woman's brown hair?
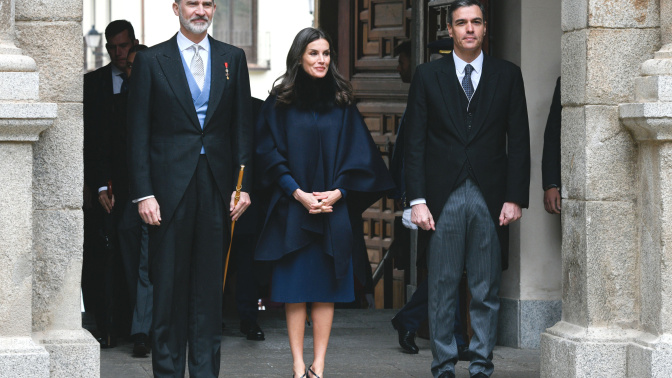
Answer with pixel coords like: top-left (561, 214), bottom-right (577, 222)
top-left (271, 27), bottom-right (353, 106)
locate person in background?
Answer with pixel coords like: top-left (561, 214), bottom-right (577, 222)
top-left (229, 96), bottom-right (267, 342)
top-left (542, 77), bottom-right (562, 214)
top-left (96, 42), bottom-right (154, 357)
top-left (254, 27), bottom-right (394, 378)
top-left (83, 19), bottom-right (139, 348)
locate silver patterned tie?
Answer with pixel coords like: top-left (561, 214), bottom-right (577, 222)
top-left (190, 44), bottom-right (205, 90)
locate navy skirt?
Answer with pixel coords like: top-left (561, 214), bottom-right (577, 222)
top-left (270, 241), bottom-right (354, 303)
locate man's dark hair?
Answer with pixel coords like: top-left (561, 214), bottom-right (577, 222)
top-left (105, 20), bottom-right (136, 42)
top-left (447, 0), bottom-right (485, 25)
top-left (394, 41), bottom-right (412, 58)
top-left (129, 44), bottom-right (148, 54)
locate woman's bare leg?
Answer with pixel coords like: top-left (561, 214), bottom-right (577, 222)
top-left (309, 302), bottom-right (334, 377)
top-left (286, 302), bottom-right (307, 376)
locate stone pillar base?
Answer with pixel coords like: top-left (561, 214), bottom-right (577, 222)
top-left (627, 335), bottom-right (672, 378)
top-left (541, 322), bottom-right (672, 377)
top-left (498, 298), bottom-right (561, 349)
top-left (34, 330), bottom-right (99, 378)
top-left (0, 337), bottom-right (49, 378)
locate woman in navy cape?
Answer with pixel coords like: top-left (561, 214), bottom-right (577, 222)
top-left (254, 28), bottom-right (394, 377)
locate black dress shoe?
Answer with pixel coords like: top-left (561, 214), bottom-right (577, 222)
top-left (470, 373), bottom-right (489, 378)
top-left (391, 316), bottom-right (419, 354)
top-left (132, 333), bottom-right (150, 357)
top-left (458, 345), bottom-right (472, 361)
top-left (438, 371), bottom-right (456, 378)
top-left (240, 320), bottom-right (265, 341)
top-left (97, 334), bottom-right (117, 349)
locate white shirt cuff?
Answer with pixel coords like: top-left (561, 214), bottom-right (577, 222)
top-left (410, 198), bottom-right (426, 206)
top-left (98, 186), bottom-right (108, 193)
top-left (133, 195), bottom-right (155, 203)
top-left (402, 208), bottom-right (418, 230)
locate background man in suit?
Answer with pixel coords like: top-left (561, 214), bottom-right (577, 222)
top-left (542, 77), bottom-right (562, 214)
top-left (127, 0), bottom-right (252, 376)
top-left (83, 19), bottom-right (138, 348)
top-left (230, 97), bottom-right (266, 341)
top-left (404, 1), bottom-right (530, 377)
top-left (96, 43), bottom-right (154, 358)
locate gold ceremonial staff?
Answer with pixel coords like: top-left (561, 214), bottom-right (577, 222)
top-left (223, 165), bottom-right (245, 292)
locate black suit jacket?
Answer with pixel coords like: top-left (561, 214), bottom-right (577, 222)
top-left (235, 97), bottom-right (264, 236)
top-left (95, 93), bottom-right (131, 204)
top-left (404, 53), bottom-right (530, 269)
top-left (127, 34), bottom-right (253, 234)
top-left (84, 64), bottom-right (114, 190)
top-left (542, 77), bottom-right (561, 190)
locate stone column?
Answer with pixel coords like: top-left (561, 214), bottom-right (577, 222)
top-left (0, 0), bottom-right (53, 376)
top-left (12, 0), bottom-right (98, 376)
top-left (540, 0), bottom-right (660, 376)
top-left (618, 1), bottom-right (672, 376)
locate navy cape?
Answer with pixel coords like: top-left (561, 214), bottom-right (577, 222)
top-left (254, 95), bottom-right (395, 284)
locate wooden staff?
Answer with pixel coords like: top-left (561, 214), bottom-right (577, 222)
top-left (223, 165), bottom-right (245, 292)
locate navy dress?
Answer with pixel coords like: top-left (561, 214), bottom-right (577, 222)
top-left (254, 89), bottom-right (394, 304)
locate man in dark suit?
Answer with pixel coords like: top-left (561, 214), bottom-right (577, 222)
top-left (127, 1), bottom-right (252, 376)
top-left (82, 19), bottom-right (138, 347)
top-left (95, 43), bottom-right (154, 357)
top-left (230, 97), bottom-right (266, 341)
top-left (390, 40), bottom-right (470, 359)
top-left (404, 1), bottom-right (530, 377)
top-left (542, 77), bottom-right (562, 214)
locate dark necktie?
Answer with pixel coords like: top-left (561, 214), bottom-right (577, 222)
top-left (462, 64), bottom-right (474, 101)
top-left (119, 72), bottom-right (128, 94)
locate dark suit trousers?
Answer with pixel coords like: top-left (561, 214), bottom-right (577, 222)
top-left (396, 278), bottom-right (428, 333)
top-left (117, 200), bottom-right (152, 336)
top-left (233, 234), bottom-right (260, 322)
top-left (151, 155), bottom-right (226, 378)
top-left (396, 278), bottom-right (467, 347)
top-left (428, 179), bottom-right (501, 378)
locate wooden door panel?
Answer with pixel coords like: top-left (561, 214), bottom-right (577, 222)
top-left (356, 0), bottom-right (412, 70)
top-left (351, 0), bottom-right (412, 273)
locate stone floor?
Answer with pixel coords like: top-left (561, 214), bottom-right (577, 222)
top-left (100, 309), bottom-right (540, 377)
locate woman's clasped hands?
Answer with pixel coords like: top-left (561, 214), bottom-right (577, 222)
top-left (293, 189), bottom-right (342, 214)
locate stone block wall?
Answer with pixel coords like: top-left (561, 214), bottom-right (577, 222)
top-left (558, 0), bottom-right (658, 328)
top-left (542, 0), bottom-right (664, 376)
top-left (11, 0), bottom-right (99, 376)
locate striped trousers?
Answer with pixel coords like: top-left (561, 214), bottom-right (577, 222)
top-left (428, 179), bottom-right (501, 377)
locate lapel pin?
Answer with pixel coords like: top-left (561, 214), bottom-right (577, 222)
top-left (225, 62), bottom-right (230, 80)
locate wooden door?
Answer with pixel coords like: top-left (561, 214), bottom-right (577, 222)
top-left (319, 0), bottom-right (412, 307)
top-left (353, 0), bottom-right (412, 287)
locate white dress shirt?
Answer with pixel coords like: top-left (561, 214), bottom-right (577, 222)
top-left (453, 50), bottom-right (483, 95)
top-left (176, 30), bottom-right (210, 86)
top-left (111, 64), bottom-right (125, 95)
top-left (409, 50), bottom-right (484, 207)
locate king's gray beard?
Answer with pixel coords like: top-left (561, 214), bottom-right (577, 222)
top-left (179, 8), bottom-right (212, 35)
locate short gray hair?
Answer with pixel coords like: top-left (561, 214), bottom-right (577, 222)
top-left (447, 0), bottom-right (485, 25)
